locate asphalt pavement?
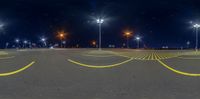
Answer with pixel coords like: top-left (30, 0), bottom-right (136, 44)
top-left (0, 48), bottom-right (200, 99)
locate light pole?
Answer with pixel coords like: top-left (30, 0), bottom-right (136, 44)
top-left (136, 36), bottom-right (141, 49)
top-left (186, 41), bottom-right (190, 49)
top-left (124, 32), bottom-right (132, 48)
top-left (15, 39), bottom-right (20, 48)
top-left (41, 37), bottom-right (47, 48)
top-left (96, 18), bottom-right (104, 50)
top-left (193, 24), bottom-right (200, 52)
top-left (62, 41), bottom-right (66, 48)
top-left (91, 40), bottom-right (97, 48)
top-left (57, 31), bottom-right (66, 48)
top-left (23, 40), bottom-right (27, 48)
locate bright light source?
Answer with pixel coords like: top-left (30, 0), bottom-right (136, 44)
top-left (23, 40), bottom-right (27, 44)
top-left (193, 24), bottom-right (200, 28)
top-left (62, 41), bottom-right (66, 44)
top-left (41, 37), bottom-right (46, 42)
top-left (136, 37), bottom-right (140, 40)
top-left (124, 32), bottom-right (132, 38)
top-left (57, 31), bottom-right (66, 39)
top-left (15, 39), bottom-right (20, 43)
top-left (0, 24), bottom-right (3, 29)
top-left (96, 18), bottom-right (104, 50)
top-left (97, 19), bottom-right (104, 24)
top-left (60, 33), bottom-right (64, 37)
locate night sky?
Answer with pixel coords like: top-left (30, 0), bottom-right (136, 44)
top-left (0, 0), bottom-right (200, 48)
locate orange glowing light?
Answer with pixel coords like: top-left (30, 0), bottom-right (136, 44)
top-left (92, 41), bottom-right (96, 45)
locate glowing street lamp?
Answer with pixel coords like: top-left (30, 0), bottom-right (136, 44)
top-left (186, 41), bottom-right (190, 49)
top-left (23, 40), bottom-right (27, 48)
top-left (135, 36), bottom-right (141, 49)
top-left (57, 31), bottom-right (66, 48)
top-left (123, 32), bottom-right (133, 48)
top-left (23, 40), bottom-right (27, 44)
top-left (193, 24), bottom-right (200, 51)
top-left (40, 37), bottom-right (47, 47)
top-left (15, 39), bottom-right (20, 48)
top-left (0, 24), bottom-right (3, 30)
top-left (91, 40), bottom-right (97, 47)
top-left (96, 18), bottom-right (104, 50)
top-left (15, 39), bottom-right (19, 43)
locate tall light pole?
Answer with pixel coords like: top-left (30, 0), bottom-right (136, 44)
top-left (186, 41), bottom-right (190, 49)
top-left (96, 18), bottom-right (104, 50)
top-left (58, 31), bottom-right (66, 48)
top-left (124, 32), bottom-right (132, 48)
top-left (23, 40), bottom-right (27, 48)
top-left (136, 36), bottom-right (141, 49)
top-left (41, 37), bottom-right (47, 48)
top-left (193, 24), bottom-right (200, 52)
top-left (15, 39), bottom-right (20, 48)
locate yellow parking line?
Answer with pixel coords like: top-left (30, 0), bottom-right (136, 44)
top-left (0, 61), bottom-right (35, 76)
top-left (0, 56), bottom-right (15, 60)
top-left (147, 54), bottom-right (151, 60)
top-left (159, 54), bottom-right (166, 59)
top-left (135, 54), bottom-right (144, 59)
top-left (155, 53), bottom-right (162, 59)
top-left (144, 54), bottom-right (150, 60)
top-left (68, 57), bottom-right (133, 69)
top-left (154, 53), bottom-right (158, 60)
top-left (151, 53), bottom-right (154, 60)
top-left (157, 59), bottom-right (200, 77)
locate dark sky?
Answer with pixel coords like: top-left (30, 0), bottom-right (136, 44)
top-left (0, 0), bottom-right (200, 48)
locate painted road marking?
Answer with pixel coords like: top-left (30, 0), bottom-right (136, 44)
top-left (0, 56), bottom-right (15, 60)
top-left (0, 61), bottom-right (35, 76)
top-left (123, 52), bottom-right (180, 61)
top-left (157, 59), bottom-right (200, 77)
top-left (0, 51), bottom-right (8, 55)
top-left (68, 57), bottom-right (133, 68)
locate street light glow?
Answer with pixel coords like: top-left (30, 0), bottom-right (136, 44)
top-left (60, 33), bottom-right (64, 37)
top-left (96, 18), bottom-right (104, 50)
top-left (0, 24), bottom-right (3, 29)
top-left (15, 39), bottom-right (20, 43)
top-left (57, 31), bottom-right (67, 48)
top-left (192, 23), bottom-right (200, 51)
top-left (123, 32), bottom-right (133, 48)
top-left (124, 32), bottom-right (133, 38)
top-left (41, 37), bottom-right (46, 42)
top-left (97, 19), bottom-right (104, 24)
top-left (136, 36), bottom-right (140, 40)
top-left (23, 40), bottom-right (27, 44)
top-left (135, 36), bottom-right (141, 49)
top-left (193, 24), bottom-right (200, 28)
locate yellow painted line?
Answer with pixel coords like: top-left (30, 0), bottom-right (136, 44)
top-left (82, 54), bottom-right (114, 57)
top-left (0, 61), bottom-right (35, 76)
top-left (135, 54), bottom-right (143, 59)
top-left (155, 53), bottom-right (162, 60)
top-left (141, 54), bottom-right (148, 60)
top-left (151, 53), bottom-right (154, 60)
top-left (157, 59), bottom-right (200, 77)
top-left (68, 57), bottom-right (133, 68)
top-left (154, 53), bottom-right (158, 60)
top-left (159, 54), bottom-right (166, 59)
top-left (147, 54), bottom-right (151, 60)
top-left (0, 56), bottom-right (15, 60)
